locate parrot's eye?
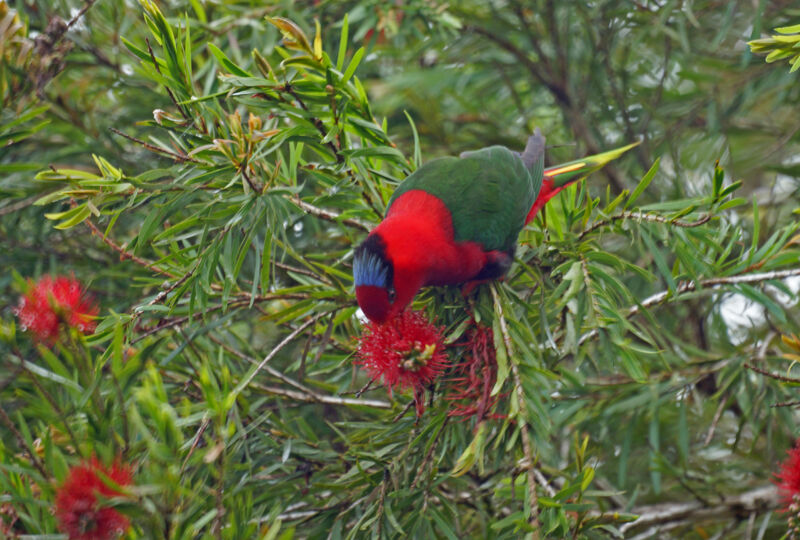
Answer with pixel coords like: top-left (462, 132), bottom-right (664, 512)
top-left (387, 287), bottom-right (396, 303)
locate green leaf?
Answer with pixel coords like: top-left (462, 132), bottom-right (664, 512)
top-left (625, 157), bottom-right (659, 209)
top-left (336, 13), bottom-right (349, 72)
top-left (640, 229), bottom-right (676, 292)
top-left (208, 42), bottom-right (252, 77)
top-left (45, 204), bottom-right (92, 229)
top-left (342, 46), bottom-right (364, 84)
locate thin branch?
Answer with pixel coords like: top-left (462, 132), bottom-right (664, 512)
top-left (0, 195), bottom-right (40, 216)
top-left (491, 285), bottom-right (540, 536)
top-left (274, 261), bottom-right (332, 284)
top-left (771, 399), bottom-right (800, 408)
top-left (83, 217), bottom-right (177, 278)
top-left (703, 394), bottom-right (728, 447)
top-left (109, 127), bottom-right (200, 163)
top-left (253, 383), bottom-right (391, 409)
top-left (466, 25), bottom-right (569, 106)
top-left (579, 211), bottom-right (712, 240)
top-left (289, 196), bottom-right (371, 232)
top-left (411, 417), bottom-right (451, 489)
top-left (234, 313), bottom-right (326, 392)
top-left (0, 405), bottom-right (50, 480)
top-left (130, 292), bottom-right (321, 343)
top-left (618, 485), bottom-right (779, 536)
top-left (181, 416), bottom-right (211, 474)
top-left (744, 363), bottom-right (800, 384)
top-left (64, 0), bottom-right (97, 33)
top-left (209, 334), bottom-right (391, 409)
top-left (576, 267), bottom-right (800, 348)
top-left (281, 84), bottom-right (342, 161)
top-left (145, 272), bottom-right (193, 308)
top-left (391, 400), bottom-right (415, 422)
top-left (145, 37), bottom-right (188, 120)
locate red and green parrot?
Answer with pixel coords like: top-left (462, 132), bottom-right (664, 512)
top-left (353, 129), bottom-right (637, 323)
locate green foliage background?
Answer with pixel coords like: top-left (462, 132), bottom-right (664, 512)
top-left (2, 0), bottom-right (800, 538)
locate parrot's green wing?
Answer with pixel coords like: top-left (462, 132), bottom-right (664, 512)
top-left (388, 145), bottom-right (542, 252)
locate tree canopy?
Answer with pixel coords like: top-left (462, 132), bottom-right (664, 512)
top-left (1, 1), bottom-right (800, 538)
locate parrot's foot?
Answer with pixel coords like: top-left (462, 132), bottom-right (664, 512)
top-left (462, 249), bottom-right (513, 298)
top-left (474, 249), bottom-right (514, 282)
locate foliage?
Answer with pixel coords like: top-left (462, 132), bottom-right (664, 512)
top-left (1, 1), bottom-right (800, 538)
top-left (750, 23), bottom-right (800, 72)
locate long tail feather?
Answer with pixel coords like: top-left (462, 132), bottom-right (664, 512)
top-left (525, 140), bottom-right (640, 224)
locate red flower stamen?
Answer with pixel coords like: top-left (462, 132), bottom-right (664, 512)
top-left (54, 457), bottom-right (132, 540)
top-left (775, 440), bottom-right (800, 536)
top-left (776, 441), bottom-right (800, 504)
top-left (446, 323), bottom-right (503, 420)
top-left (356, 310), bottom-right (448, 393)
top-left (14, 275), bottom-right (99, 342)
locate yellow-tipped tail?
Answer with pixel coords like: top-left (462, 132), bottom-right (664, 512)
top-left (544, 140), bottom-right (640, 187)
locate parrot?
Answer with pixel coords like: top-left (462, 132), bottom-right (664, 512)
top-left (353, 129), bottom-right (638, 323)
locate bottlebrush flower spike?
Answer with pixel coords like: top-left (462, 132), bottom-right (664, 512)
top-left (776, 439), bottom-right (800, 537)
top-left (54, 457), bottom-right (132, 540)
top-left (447, 323), bottom-right (502, 420)
top-left (14, 275), bottom-right (98, 342)
top-left (356, 310), bottom-right (448, 392)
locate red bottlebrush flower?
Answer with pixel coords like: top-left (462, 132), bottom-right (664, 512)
top-left (54, 458), bottom-right (132, 540)
top-left (447, 323), bottom-right (502, 420)
top-left (14, 275), bottom-right (98, 342)
top-left (356, 310), bottom-right (448, 392)
top-left (775, 440), bottom-right (800, 536)
top-left (776, 441), bottom-right (800, 503)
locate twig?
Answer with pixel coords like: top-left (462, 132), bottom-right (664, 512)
top-left (411, 416), bottom-right (451, 489)
top-left (0, 405), bottom-right (50, 480)
top-left (145, 272), bottom-right (193, 308)
top-left (618, 485), bottom-right (779, 535)
top-left (109, 127), bottom-right (200, 163)
top-left (281, 84), bottom-right (341, 161)
top-left (181, 416), bottom-right (211, 474)
top-left (83, 217), bottom-right (177, 278)
top-left (391, 400), bottom-right (415, 422)
top-left (274, 261), bottom-right (332, 284)
top-left (289, 196), bottom-right (371, 232)
top-left (491, 285), bottom-right (540, 536)
top-left (130, 292), bottom-right (321, 343)
top-left (703, 395), bottom-right (728, 447)
top-left (466, 25), bottom-right (568, 106)
top-left (744, 363), bottom-right (800, 384)
top-left (145, 38), bottom-right (188, 120)
top-left (771, 400), bottom-right (800, 408)
top-left (64, 0), bottom-right (97, 33)
top-left (0, 195), bottom-right (40, 216)
top-left (208, 333), bottom-right (390, 409)
top-left (576, 267), bottom-right (800, 348)
top-left (253, 384), bottom-right (391, 409)
top-left (579, 211), bottom-right (712, 240)
top-left (234, 313), bottom-right (327, 392)
top-left (14, 356), bottom-right (84, 458)
top-left (376, 468), bottom-right (389, 538)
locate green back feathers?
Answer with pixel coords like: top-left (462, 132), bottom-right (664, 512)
top-left (388, 145), bottom-right (543, 252)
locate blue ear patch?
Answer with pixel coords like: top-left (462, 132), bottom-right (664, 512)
top-left (353, 234), bottom-right (393, 289)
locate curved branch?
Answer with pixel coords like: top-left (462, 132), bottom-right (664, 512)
top-left (289, 196), bottom-right (372, 232)
top-left (579, 211), bottom-right (711, 240)
top-left (491, 285), bottom-right (541, 534)
top-left (576, 267), bottom-right (800, 347)
top-left (619, 485), bottom-right (779, 537)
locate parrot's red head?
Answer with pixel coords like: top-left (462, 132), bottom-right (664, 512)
top-left (353, 234), bottom-right (397, 324)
